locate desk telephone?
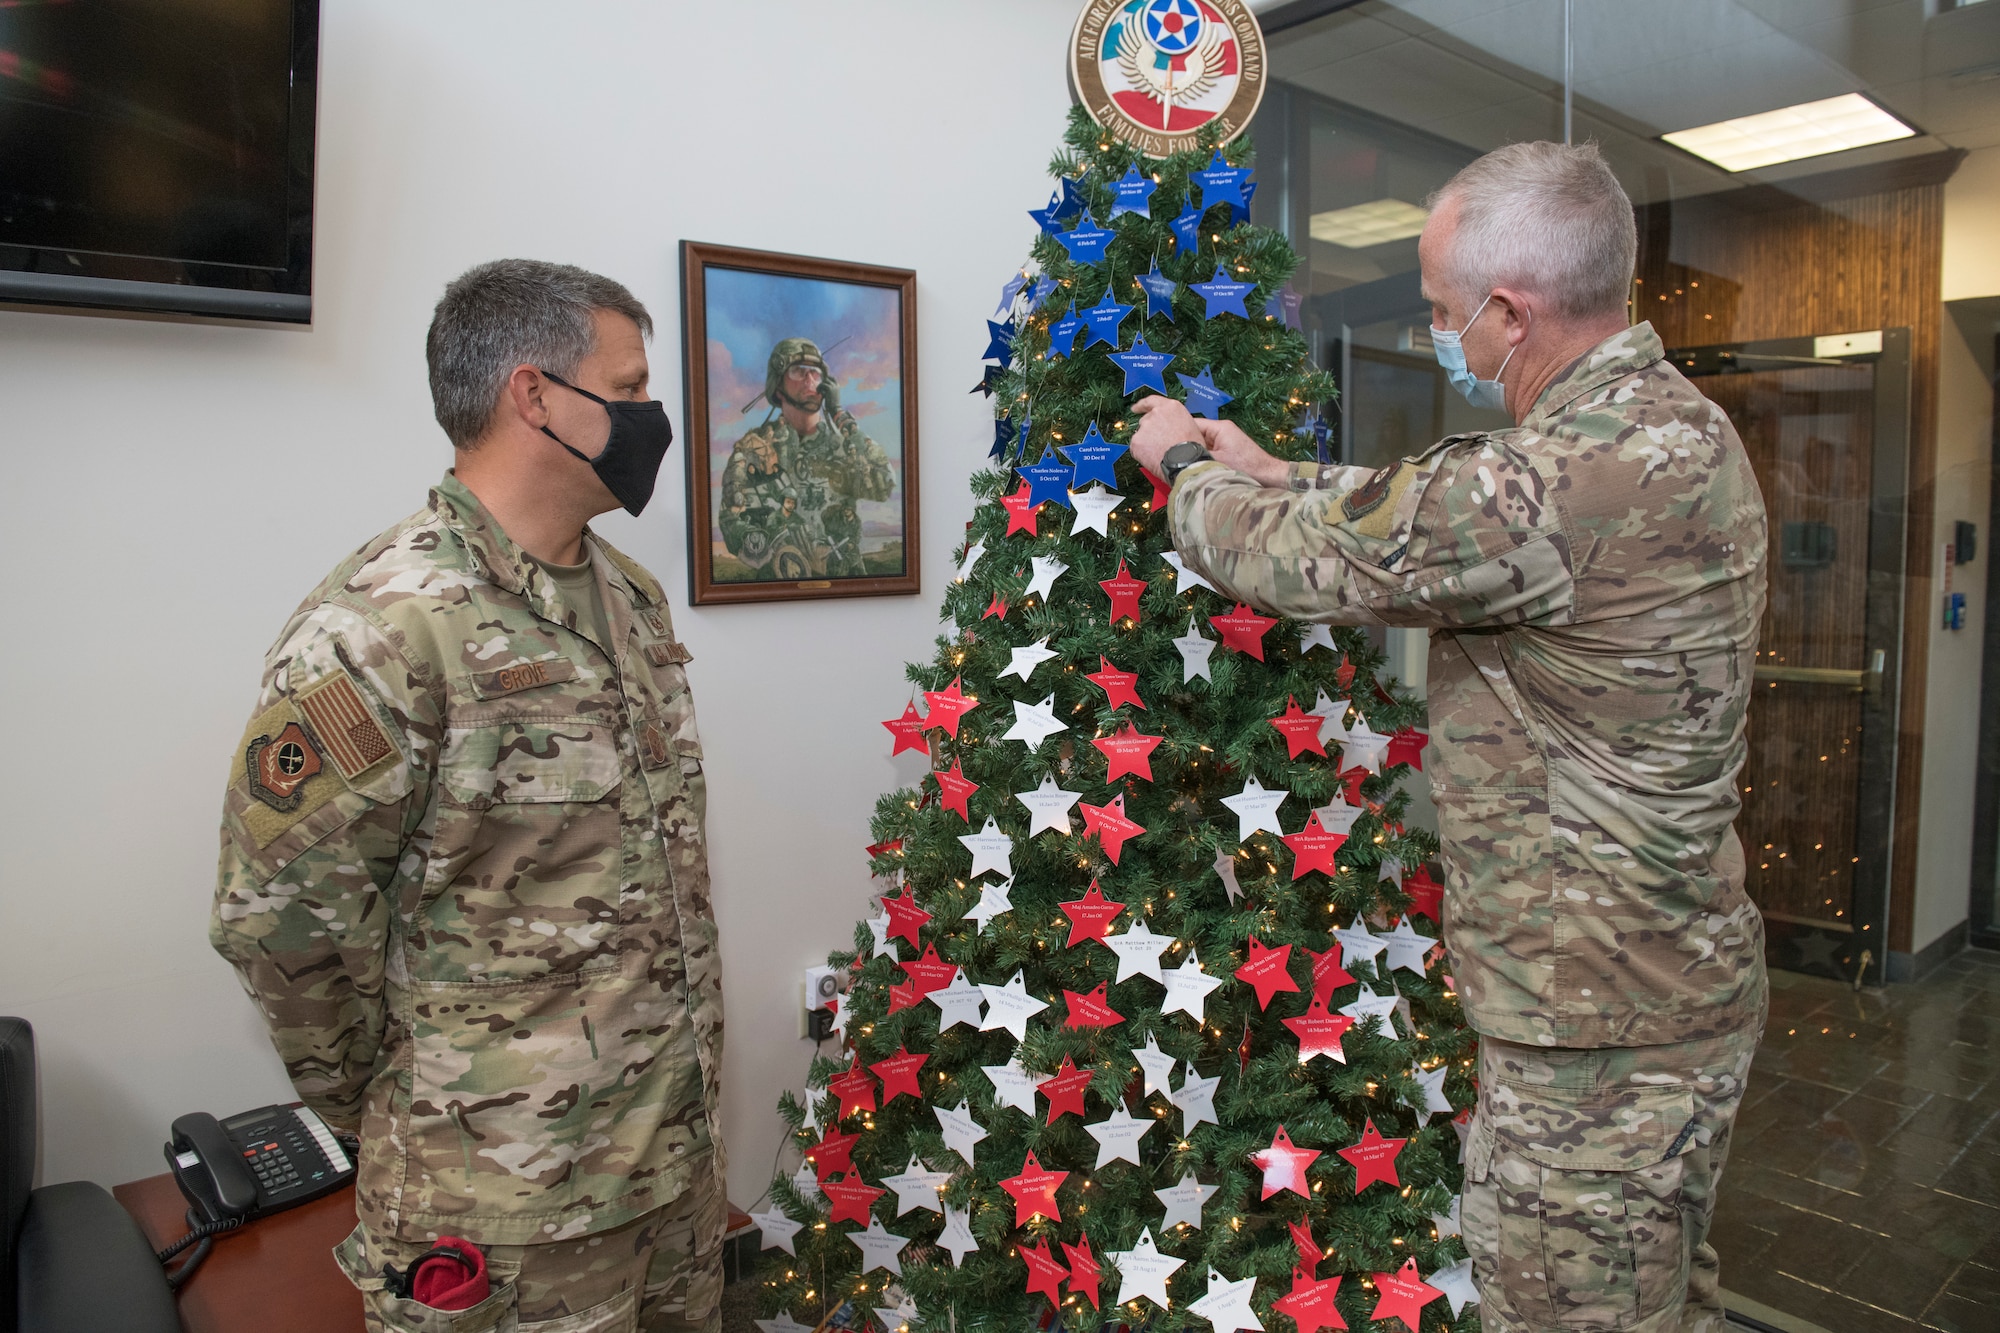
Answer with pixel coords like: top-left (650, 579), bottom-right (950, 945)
top-left (157, 1102), bottom-right (356, 1285)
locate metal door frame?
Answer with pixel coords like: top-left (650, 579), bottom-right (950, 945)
top-left (1666, 329), bottom-right (1911, 987)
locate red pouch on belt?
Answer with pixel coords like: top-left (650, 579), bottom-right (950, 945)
top-left (405, 1237), bottom-right (491, 1311)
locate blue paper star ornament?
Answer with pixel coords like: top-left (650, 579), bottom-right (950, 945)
top-left (1062, 422), bottom-right (1128, 489)
top-left (1081, 288), bottom-right (1134, 350)
top-left (1171, 199), bottom-right (1202, 253)
top-left (1047, 303), bottom-right (1083, 361)
top-left (1191, 266), bottom-right (1255, 320)
top-left (1109, 165), bottom-right (1159, 220)
top-left (1192, 153), bottom-right (1250, 212)
top-left (1060, 211), bottom-right (1114, 266)
top-left (1137, 261), bottom-right (1177, 319)
top-left (1178, 366), bottom-right (1233, 419)
top-left (982, 319), bottom-right (1016, 368)
top-left (1109, 338), bottom-right (1174, 396)
top-left (1020, 454), bottom-right (1076, 511)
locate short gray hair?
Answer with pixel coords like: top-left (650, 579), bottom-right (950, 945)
top-left (1427, 141), bottom-right (1636, 320)
top-left (426, 259), bottom-right (654, 448)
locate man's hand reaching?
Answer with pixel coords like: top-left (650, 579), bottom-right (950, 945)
top-left (1129, 396), bottom-right (1290, 488)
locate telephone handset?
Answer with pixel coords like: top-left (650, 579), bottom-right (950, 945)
top-left (166, 1102), bottom-right (356, 1225)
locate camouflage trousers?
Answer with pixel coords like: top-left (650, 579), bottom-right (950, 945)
top-left (334, 1175), bottom-right (726, 1333)
top-left (1462, 1024), bottom-right (1763, 1332)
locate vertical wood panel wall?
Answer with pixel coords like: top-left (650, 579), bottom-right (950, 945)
top-left (1635, 183), bottom-right (1945, 955)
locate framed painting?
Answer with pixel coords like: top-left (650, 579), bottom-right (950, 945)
top-left (680, 241), bottom-right (920, 604)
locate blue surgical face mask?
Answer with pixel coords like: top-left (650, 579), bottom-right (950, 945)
top-left (1431, 293), bottom-right (1522, 412)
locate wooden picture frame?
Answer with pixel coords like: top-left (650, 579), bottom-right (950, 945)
top-left (680, 241), bottom-right (920, 605)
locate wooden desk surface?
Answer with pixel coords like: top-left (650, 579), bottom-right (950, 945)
top-left (114, 1173), bottom-right (363, 1333)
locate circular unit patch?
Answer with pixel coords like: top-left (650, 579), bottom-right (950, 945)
top-left (1068, 0), bottom-right (1267, 155)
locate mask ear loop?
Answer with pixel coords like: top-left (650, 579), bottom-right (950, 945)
top-left (1490, 299), bottom-right (1531, 387)
top-left (535, 369), bottom-right (605, 463)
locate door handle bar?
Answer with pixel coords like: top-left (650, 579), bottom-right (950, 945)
top-left (1753, 649), bottom-right (1886, 694)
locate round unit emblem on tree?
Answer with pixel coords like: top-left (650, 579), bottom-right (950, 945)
top-left (1069, 0), bottom-right (1266, 155)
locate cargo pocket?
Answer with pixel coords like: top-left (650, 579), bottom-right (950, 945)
top-left (1484, 1082), bottom-right (1695, 1328)
top-left (521, 1286), bottom-right (638, 1333)
top-left (335, 1223), bottom-right (522, 1333)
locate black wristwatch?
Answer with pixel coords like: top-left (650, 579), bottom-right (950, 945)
top-left (1161, 440), bottom-right (1212, 484)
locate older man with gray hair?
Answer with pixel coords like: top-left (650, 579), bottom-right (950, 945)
top-left (212, 259), bottom-right (725, 1332)
top-left (1130, 141), bottom-right (1769, 1332)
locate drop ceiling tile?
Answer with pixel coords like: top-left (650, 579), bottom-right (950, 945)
top-left (1270, 13), bottom-right (1411, 79)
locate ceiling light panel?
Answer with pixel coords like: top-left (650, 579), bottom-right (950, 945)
top-left (1308, 198), bottom-right (1431, 248)
top-left (1661, 93), bottom-right (1917, 172)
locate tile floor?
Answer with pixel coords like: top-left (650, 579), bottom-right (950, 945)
top-left (1713, 947), bottom-right (2000, 1332)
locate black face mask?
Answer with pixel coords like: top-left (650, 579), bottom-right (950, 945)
top-left (538, 370), bottom-right (674, 516)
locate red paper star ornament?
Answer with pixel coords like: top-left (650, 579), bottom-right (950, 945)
top-left (923, 677), bottom-right (978, 737)
top-left (1000, 1149), bottom-right (1068, 1225)
top-left (1078, 794), bottom-right (1145, 864)
top-left (1282, 810), bottom-right (1347, 880)
top-left (1386, 726), bottom-right (1429, 771)
top-left (1063, 1236), bottom-right (1102, 1309)
top-left (1338, 1119), bottom-right (1407, 1193)
top-left (1209, 603), bottom-right (1277, 658)
top-left (899, 943), bottom-right (957, 997)
top-left (1144, 467), bottom-right (1171, 512)
top-left (1307, 946), bottom-right (1357, 1004)
top-left (870, 1045), bottom-right (928, 1104)
top-left (1338, 765), bottom-right (1370, 807)
top-left (1282, 996), bottom-right (1356, 1065)
top-left (1275, 1268), bottom-right (1347, 1333)
top-left (935, 760), bottom-right (979, 822)
top-left (1335, 654), bottom-right (1356, 691)
top-left (1289, 1219), bottom-right (1323, 1270)
top-left (1038, 1055), bottom-right (1093, 1124)
top-left (1001, 483), bottom-right (1038, 536)
top-left (1403, 866), bottom-right (1443, 923)
top-left (886, 980), bottom-right (922, 1014)
top-left (806, 1127), bottom-right (859, 1180)
top-left (1250, 1126), bottom-right (1321, 1200)
top-left (1100, 560), bottom-right (1147, 625)
top-left (1234, 936), bottom-right (1301, 1010)
top-left (1368, 1259), bottom-right (1441, 1333)
top-left (1093, 723), bottom-right (1163, 782)
top-left (828, 1057), bottom-right (878, 1120)
top-left (1060, 881), bottom-right (1127, 947)
top-left (881, 886), bottom-right (930, 950)
top-left (1021, 1239), bottom-right (1070, 1308)
top-left (982, 592), bottom-right (1009, 621)
top-left (1086, 656), bottom-right (1146, 711)
top-left (882, 702), bottom-right (928, 757)
top-left (1063, 981), bottom-right (1124, 1030)
top-left (822, 1171), bottom-right (883, 1226)
top-left (1269, 696), bottom-right (1328, 759)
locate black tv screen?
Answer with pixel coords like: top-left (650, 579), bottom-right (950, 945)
top-left (0, 0), bottom-right (319, 322)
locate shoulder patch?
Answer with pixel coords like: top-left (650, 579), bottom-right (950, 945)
top-left (237, 700), bottom-right (342, 848)
top-left (295, 672), bottom-right (395, 781)
top-left (1341, 460), bottom-right (1402, 522)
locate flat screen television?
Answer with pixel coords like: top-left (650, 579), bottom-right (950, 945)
top-left (0, 0), bottom-right (320, 323)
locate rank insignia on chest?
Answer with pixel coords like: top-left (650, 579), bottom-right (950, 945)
top-left (641, 609), bottom-right (671, 637)
top-left (245, 721), bottom-right (324, 812)
top-left (641, 721), bottom-right (673, 770)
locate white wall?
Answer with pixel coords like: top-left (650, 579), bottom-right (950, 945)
top-left (0, 0), bottom-right (1080, 1206)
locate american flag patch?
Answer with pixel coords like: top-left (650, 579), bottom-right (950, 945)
top-left (295, 672), bottom-right (394, 780)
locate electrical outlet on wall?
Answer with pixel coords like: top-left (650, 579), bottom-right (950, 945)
top-left (801, 965), bottom-right (842, 1040)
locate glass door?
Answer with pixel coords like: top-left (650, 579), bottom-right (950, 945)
top-left (1670, 331), bottom-right (1911, 986)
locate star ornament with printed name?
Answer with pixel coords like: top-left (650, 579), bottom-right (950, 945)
top-left (1064, 1237), bottom-right (1103, 1309)
top-left (871, 1045), bottom-right (927, 1103)
top-left (846, 1216), bottom-right (909, 1277)
top-left (958, 818), bottom-right (1014, 880)
top-left (1100, 559), bottom-right (1147, 624)
top-left (1191, 265), bottom-right (1255, 320)
top-left (1274, 1268), bottom-right (1346, 1333)
top-left (1094, 723), bottom-right (1163, 781)
top-left (979, 968), bottom-right (1049, 1042)
top-left (1110, 1229), bottom-right (1185, 1310)
top-left (1250, 1126), bottom-right (1321, 1200)
top-left (1085, 1102), bottom-right (1154, 1168)
top-left (982, 318), bottom-right (1015, 367)
top-left (1369, 1259), bottom-right (1443, 1333)
top-left (822, 1171), bottom-right (884, 1226)
top-left (1000, 483), bottom-right (1038, 536)
top-left (1063, 422), bottom-right (1127, 489)
top-left (1270, 696), bottom-right (1329, 759)
top-left (828, 1056), bottom-right (877, 1120)
top-left (921, 676), bottom-right (977, 737)
top-left (1021, 1238), bottom-right (1070, 1307)
top-left (1038, 1053), bottom-right (1093, 1123)
top-left (1070, 485), bottom-right (1124, 538)
top-left (1339, 1119), bottom-right (1407, 1193)
top-left (750, 1206), bottom-right (803, 1256)
top-left (1178, 364), bottom-right (1234, 419)
top-left (1108, 920), bottom-right (1173, 984)
top-left (1109, 163), bottom-right (1158, 218)
top-left (1082, 287), bottom-right (1134, 350)
top-left (1188, 1267), bottom-right (1264, 1333)
top-left (1283, 809), bottom-right (1347, 879)
top-left (935, 760), bottom-right (978, 821)
top-left (1059, 210), bottom-right (1113, 265)
top-left (880, 1156), bottom-right (950, 1216)
top-left (1110, 338), bottom-right (1175, 395)
top-left (881, 702), bottom-right (927, 756)
top-left (1138, 259), bottom-right (1178, 318)
top-left (1002, 636), bottom-right (1058, 681)
top-left (1047, 302), bottom-right (1083, 360)
top-left (1282, 995), bottom-right (1355, 1065)
top-left (1210, 603), bottom-right (1278, 658)
top-left (1003, 695), bottom-right (1067, 749)
top-left (1387, 726), bottom-right (1430, 771)
top-left (900, 944), bottom-right (959, 998)
top-left (1403, 866), bottom-right (1444, 923)
top-left (1087, 656), bottom-right (1145, 710)
top-left (1235, 936), bottom-right (1301, 1009)
top-left (1079, 793), bottom-right (1146, 863)
top-left (807, 1127), bottom-right (858, 1180)
top-left (1060, 881), bottom-right (1127, 946)
top-left (1000, 1149), bottom-right (1068, 1225)
top-left (1020, 453), bottom-right (1076, 511)
top-left (880, 885), bottom-right (929, 949)
top-left (1308, 945), bottom-right (1355, 1004)
top-left (1017, 774), bottom-right (1083, 836)
top-left (1063, 981), bottom-right (1124, 1030)
top-left (1192, 152), bottom-right (1251, 211)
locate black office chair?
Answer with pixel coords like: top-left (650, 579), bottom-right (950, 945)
top-left (2, 1018), bottom-right (179, 1333)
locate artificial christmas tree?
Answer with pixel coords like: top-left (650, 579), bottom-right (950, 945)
top-left (754, 102), bottom-right (1478, 1333)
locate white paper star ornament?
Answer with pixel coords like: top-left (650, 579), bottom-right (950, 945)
top-left (1155, 1172), bottom-right (1218, 1231)
top-left (1339, 982), bottom-right (1401, 1037)
top-left (1162, 949), bottom-right (1224, 1023)
top-left (1430, 1257), bottom-right (1481, 1317)
top-left (1002, 635), bottom-right (1060, 682)
top-left (1105, 919), bottom-right (1172, 984)
top-left (756, 1314), bottom-right (814, 1333)
top-left (1070, 485), bottom-right (1124, 537)
top-left (1085, 1102), bottom-right (1155, 1167)
top-left (1378, 917), bottom-right (1432, 975)
top-left (1299, 622), bottom-right (1337, 654)
top-left (847, 1216), bottom-right (909, 1276)
top-left (1016, 774), bottom-right (1083, 835)
top-left (1340, 713), bottom-right (1391, 772)
top-left (1109, 1228), bottom-right (1185, 1308)
top-left (1406, 1062), bottom-right (1453, 1120)
top-left (1025, 554), bottom-right (1069, 601)
top-left (979, 970), bottom-right (1050, 1042)
top-left (954, 539), bottom-right (986, 583)
top-left (966, 876), bottom-right (1014, 931)
top-left (750, 1206), bottom-right (802, 1255)
top-left (1174, 617), bottom-right (1217, 683)
top-left (881, 1156), bottom-right (951, 1216)
top-left (1162, 550), bottom-right (1216, 594)
top-left (928, 968), bottom-right (985, 1032)
top-left (958, 818), bottom-right (1014, 880)
top-left (1003, 694), bottom-right (1068, 748)
top-left (934, 1100), bottom-right (988, 1166)
top-left (1133, 1032), bottom-right (1177, 1095)
top-left (937, 1202), bottom-right (978, 1268)
top-left (1188, 1267), bottom-right (1264, 1333)
top-left (1170, 1060), bottom-right (1220, 1129)
top-left (1429, 1193), bottom-right (1462, 1239)
top-left (981, 1056), bottom-right (1040, 1115)
top-left (1331, 920), bottom-right (1389, 971)
top-left (1220, 776), bottom-right (1289, 841)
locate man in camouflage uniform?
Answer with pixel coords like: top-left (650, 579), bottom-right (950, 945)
top-left (1132, 143), bottom-right (1768, 1332)
top-left (212, 260), bottom-right (725, 1333)
top-left (718, 338), bottom-right (895, 579)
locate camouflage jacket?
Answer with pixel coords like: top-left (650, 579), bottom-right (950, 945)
top-left (1171, 323), bottom-right (1769, 1048)
top-left (211, 473), bottom-right (724, 1245)
top-left (718, 410), bottom-right (894, 574)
